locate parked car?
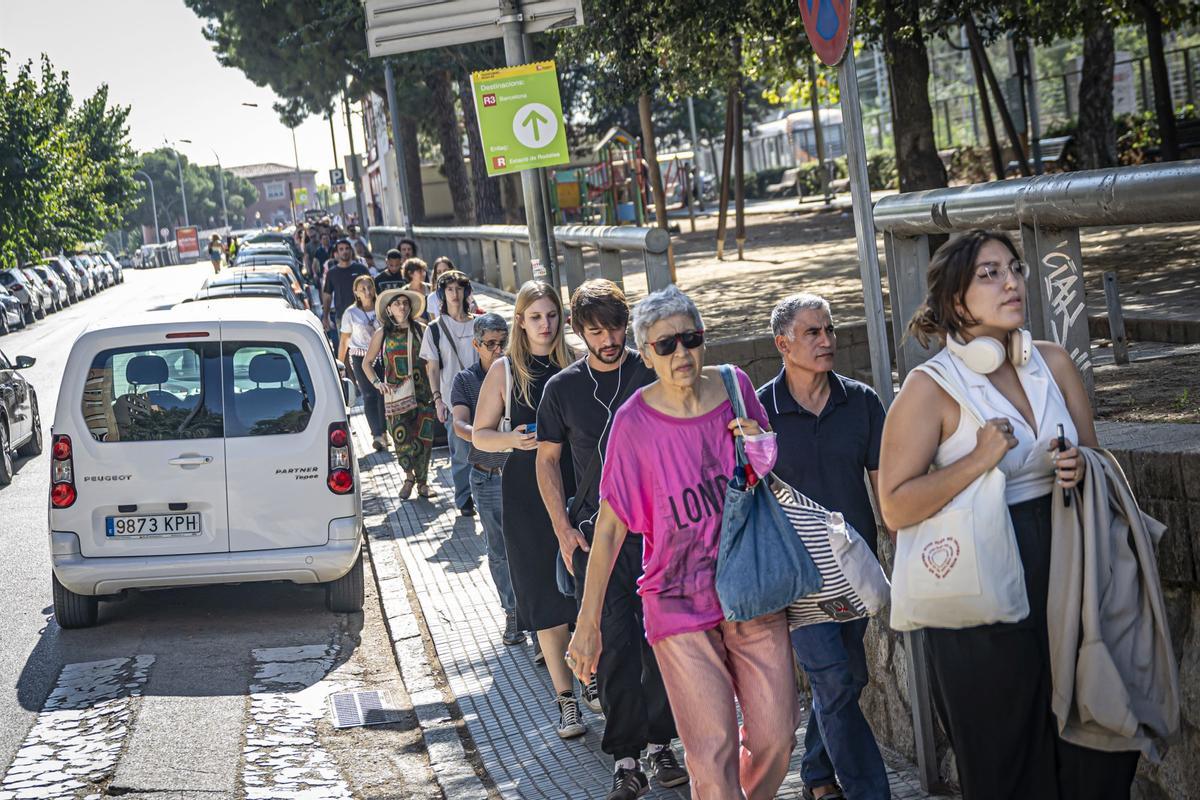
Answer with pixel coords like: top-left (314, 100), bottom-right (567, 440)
top-left (30, 265), bottom-right (70, 309)
top-left (22, 268), bottom-right (62, 314)
top-left (210, 269), bottom-right (309, 309)
top-left (47, 256), bottom-right (84, 304)
top-left (68, 256), bottom-right (96, 297)
top-left (81, 254), bottom-right (112, 290)
top-left (0, 286), bottom-right (25, 334)
top-left (0, 269), bottom-right (45, 323)
top-left (47, 299), bottom-right (363, 627)
top-left (188, 284), bottom-right (306, 310)
top-left (95, 251), bottom-right (124, 284)
top-left (117, 254), bottom-right (132, 269)
top-left (0, 349), bottom-right (42, 485)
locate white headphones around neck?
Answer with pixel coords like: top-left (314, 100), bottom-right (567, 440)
top-left (945, 329), bottom-right (1032, 374)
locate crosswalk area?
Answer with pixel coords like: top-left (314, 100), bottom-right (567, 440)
top-left (0, 643), bottom-right (370, 800)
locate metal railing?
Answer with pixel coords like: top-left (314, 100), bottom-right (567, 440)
top-left (870, 158), bottom-right (1200, 791)
top-left (368, 224), bottom-right (672, 296)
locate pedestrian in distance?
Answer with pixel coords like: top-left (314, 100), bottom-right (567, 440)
top-left (402, 258), bottom-right (432, 322)
top-left (397, 238), bottom-right (418, 261)
top-left (362, 288), bottom-right (437, 499)
top-left (472, 280), bottom-right (586, 741)
top-left (420, 269), bottom-right (479, 517)
top-left (321, 238), bottom-right (370, 340)
top-left (374, 248), bottom-right (408, 294)
top-left (449, 313), bottom-right (523, 644)
top-left (877, 230), bottom-right (1138, 800)
top-left (569, 285), bottom-right (798, 800)
top-left (758, 293), bottom-right (891, 800)
top-left (338, 275), bottom-right (387, 451)
top-left (535, 279), bottom-right (688, 800)
top-left (427, 257), bottom-right (483, 318)
top-left (206, 234), bottom-right (223, 274)
top-left (353, 240), bottom-right (376, 275)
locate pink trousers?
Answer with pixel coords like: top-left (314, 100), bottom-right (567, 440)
top-left (652, 612), bottom-right (799, 800)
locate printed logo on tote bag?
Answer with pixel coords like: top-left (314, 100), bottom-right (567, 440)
top-left (921, 537), bottom-right (961, 580)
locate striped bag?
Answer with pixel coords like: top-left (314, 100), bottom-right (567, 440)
top-left (772, 480), bottom-right (891, 629)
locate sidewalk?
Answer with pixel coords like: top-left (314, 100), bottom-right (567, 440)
top-left (352, 407), bottom-right (950, 796)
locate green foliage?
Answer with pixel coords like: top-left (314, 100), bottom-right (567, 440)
top-left (0, 49), bottom-right (138, 265)
top-left (124, 149), bottom-right (258, 231)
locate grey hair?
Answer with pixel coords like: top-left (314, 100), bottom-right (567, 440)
top-left (631, 285), bottom-right (704, 350)
top-left (771, 293), bottom-right (832, 340)
top-left (473, 313), bottom-right (508, 341)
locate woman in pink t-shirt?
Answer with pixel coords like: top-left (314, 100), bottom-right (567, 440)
top-left (568, 285), bottom-right (798, 800)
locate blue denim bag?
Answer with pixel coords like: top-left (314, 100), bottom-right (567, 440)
top-left (714, 365), bottom-right (823, 621)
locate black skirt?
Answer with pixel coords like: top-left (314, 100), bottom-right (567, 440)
top-left (923, 494), bottom-right (1140, 800)
top-left (501, 449), bottom-right (577, 632)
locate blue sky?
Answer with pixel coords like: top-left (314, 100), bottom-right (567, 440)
top-left (1, 0), bottom-right (360, 177)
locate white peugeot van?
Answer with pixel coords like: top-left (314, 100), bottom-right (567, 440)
top-left (48, 299), bottom-right (363, 628)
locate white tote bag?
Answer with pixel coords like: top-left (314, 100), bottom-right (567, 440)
top-left (774, 481), bottom-right (891, 629)
top-left (889, 361), bottom-right (1030, 632)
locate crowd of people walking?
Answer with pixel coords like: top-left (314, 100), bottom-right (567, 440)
top-left (320, 225), bottom-right (1176, 800)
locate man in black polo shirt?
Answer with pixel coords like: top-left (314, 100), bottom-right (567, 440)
top-left (536, 280), bottom-right (686, 800)
top-left (758, 293), bottom-right (890, 800)
top-left (321, 238), bottom-right (370, 335)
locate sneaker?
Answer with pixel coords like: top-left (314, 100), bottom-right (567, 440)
top-left (556, 693), bottom-right (585, 739)
top-left (460, 499), bottom-right (476, 517)
top-left (646, 746), bottom-right (689, 788)
top-left (502, 612), bottom-right (525, 645)
top-left (583, 675), bottom-right (603, 714)
top-left (532, 637), bottom-right (545, 665)
top-left (606, 767), bottom-right (649, 800)
top-left (372, 435), bottom-right (386, 451)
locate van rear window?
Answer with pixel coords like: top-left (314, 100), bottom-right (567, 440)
top-left (83, 344), bottom-right (222, 442)
top-left (223, 342), bottom-right (315, 437)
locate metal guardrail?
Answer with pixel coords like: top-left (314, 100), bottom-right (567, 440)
top-left (368, 224), bottom-right (672, 295)
top-left (871, 159), bottom-right (1200, 792)
top-left (874, 160), bottom-right (1200, 387)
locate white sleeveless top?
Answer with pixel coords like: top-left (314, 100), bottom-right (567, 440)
top-left (925, 345), bottom-right (1077, 505)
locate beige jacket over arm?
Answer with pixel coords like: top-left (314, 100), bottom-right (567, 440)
top-left (1048, 447), bottom-right (1180, 761)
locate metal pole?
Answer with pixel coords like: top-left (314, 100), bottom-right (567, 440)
top-left (809, 59), bottom-right (831, 204)
top-left (343, 89), bottom-right (369, 230)
top-left (384, 60), bottom-right (416, 239)
top-left (1103, 271), bottom-right (1130, 365)
top-left (291, 126), bottom-right (303, 223)
top-left (329, 111), bottom-right (347, 220)
top-left (498, 0), bottom-right (554, 283)
top-left (213, 150), bottom-right (228, 228)
top-left (166, 143), bottom-right (189, 227)
top-left (135, 170), bottom-right (160, 244)
top-left (686, 97), bottom-right (702, 206)
top-left (838, 51), bottom-right (893, 404)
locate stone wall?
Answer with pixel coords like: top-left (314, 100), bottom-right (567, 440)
top-left (707, 332), bottom-right (1200, 799)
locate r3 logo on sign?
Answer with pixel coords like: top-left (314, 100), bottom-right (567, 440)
top-left (513, 103), bottom-right (558, 149)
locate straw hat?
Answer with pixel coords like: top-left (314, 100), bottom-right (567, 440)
top-left (376, 287), bottom-right (426, 325)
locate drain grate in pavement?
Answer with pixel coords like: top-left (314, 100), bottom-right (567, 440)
top-left (329, 690), bottom-right (403, 729)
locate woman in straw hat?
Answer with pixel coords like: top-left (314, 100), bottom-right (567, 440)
top-left (362, 287), bottom-right (437, 499)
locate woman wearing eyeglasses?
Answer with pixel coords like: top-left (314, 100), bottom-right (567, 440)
top-left (568, 285), bottom-right (797, 800)
top-left (472, 280), bottom-right (586, 740)
top-left (876, 231), bottom-right (1135, 799)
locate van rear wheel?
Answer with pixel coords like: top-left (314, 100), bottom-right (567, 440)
top-left (324, 552), bottom-right (364, 613)
top-left (53, 573), bottom-right (98, 629)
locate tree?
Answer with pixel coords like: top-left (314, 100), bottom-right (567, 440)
top-left (1078, 13), bottom-right (1118, 168)
top-left (123, 149), bottom-right (257, 233)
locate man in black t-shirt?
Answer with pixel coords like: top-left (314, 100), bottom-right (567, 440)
top-left (321, 238), bottom-right (369, 334)
top-left (536, 280), bottom-right (687, 799)
top-left (374, 249), bottom-right (408, 293)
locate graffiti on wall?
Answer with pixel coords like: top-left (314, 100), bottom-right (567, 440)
top-left (1041, 250), bottom-right (1092, 374)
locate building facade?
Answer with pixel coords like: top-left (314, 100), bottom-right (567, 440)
top-left (226, 163), bottom-right (320, 227)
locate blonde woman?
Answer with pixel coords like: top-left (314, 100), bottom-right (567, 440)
top-left (472, 281), bottom-right (583, 740)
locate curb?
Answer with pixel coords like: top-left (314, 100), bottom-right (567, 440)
top-left (352, 413), bottom-right (491, 800)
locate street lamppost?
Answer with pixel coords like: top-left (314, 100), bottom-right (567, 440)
top-left (133, 170), bottom-right (160, 244)
top-left (163, 139), bottom-right (190, 227)
top-left (181, 139), bottom-right (228, 229)
top-left (241, 102), bottom-right (305, 224)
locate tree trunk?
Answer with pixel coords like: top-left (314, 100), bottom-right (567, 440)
top-left (715, 88), bottom-right (735, 259)
top-left (638, 93), bottom-right (670, 229)
top-left (881, 0), bottom-right (948, 192)
top-left (397, 114), bottom-right (426, 224)
top-left (424, 68), bottom-right (474, 223)
top-left (1077, 18), bottom-right (1117, 169)
top-left (964, 16), bottom-right (1030, 177)
top-left (1139, 0), bottom-right (1179, 161)
top-left (458, 71), bottom-right (503, 224)
top-left (967, 29), bottom-right (1006, 180)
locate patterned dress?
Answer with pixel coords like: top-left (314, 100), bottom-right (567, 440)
top-left (382, 326), bottom-right (436, 483)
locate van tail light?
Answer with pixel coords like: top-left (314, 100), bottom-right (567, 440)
top-left (327, 422), bottom-right (354, 495)
top-left (50, 434), bottom-right (77, 508)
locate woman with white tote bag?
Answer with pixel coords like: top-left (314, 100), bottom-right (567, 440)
top-left (876, 231), bottom-right (1139, 800)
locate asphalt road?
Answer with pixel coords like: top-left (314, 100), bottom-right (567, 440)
top-left (0, 263), bottom-right (436, 799)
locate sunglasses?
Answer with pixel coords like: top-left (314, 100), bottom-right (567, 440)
top-left (478, 338), bottom-right (508, 352)
top-left (650, 329), bottom-right (705, 356)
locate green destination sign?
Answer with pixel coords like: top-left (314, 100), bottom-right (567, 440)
top-left (471, 60), bottom-right (570, 177)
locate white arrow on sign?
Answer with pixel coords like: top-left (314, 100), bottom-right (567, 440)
top-left (512, 102), bottom-right (558, 149)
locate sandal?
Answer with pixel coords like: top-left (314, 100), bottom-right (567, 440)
top-left (802, 785), bottom-right (846, 800)
top-left (400, 479), bottom-right (415, 499)
top-left (416, 483), bottom-right (435, 498)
